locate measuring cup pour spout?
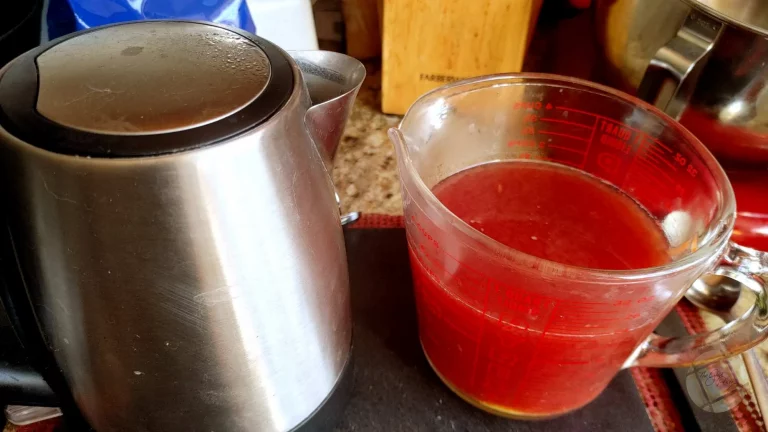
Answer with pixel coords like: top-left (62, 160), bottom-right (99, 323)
top-left (289, 51), bottom-right (366, 170)
top-left (388, 128), bottom-right (408, 170)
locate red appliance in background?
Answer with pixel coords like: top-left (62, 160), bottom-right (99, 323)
top-left (723, 169), bottom-right (768, 251)
top-left (679, 107), bottom-right (768, 251)
top-left (529, 0), bottom-right (768, 251)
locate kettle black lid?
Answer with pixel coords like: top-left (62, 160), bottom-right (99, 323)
top-left (0, 20), bottom-right (293, 157)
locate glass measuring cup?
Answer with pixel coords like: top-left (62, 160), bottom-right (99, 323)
top-left (388, 74), bottom-right (768, 419)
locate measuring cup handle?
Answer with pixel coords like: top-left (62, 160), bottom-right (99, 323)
top-left (626, 242), bottom-right (768, 368)
top-left (637, 11), bottom-right (722, 119)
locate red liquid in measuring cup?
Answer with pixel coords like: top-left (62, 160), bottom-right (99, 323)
top-left (409, 161), bottom-right (670, 417)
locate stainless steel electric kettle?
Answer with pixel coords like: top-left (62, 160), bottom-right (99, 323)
top-left (0, 20), bottom-right (364, 431)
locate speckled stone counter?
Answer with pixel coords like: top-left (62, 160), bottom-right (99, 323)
top-left (332, 67), bottom-right (402, 215)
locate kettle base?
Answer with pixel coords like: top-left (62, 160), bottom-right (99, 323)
top-left (292, 350), bottom-right (354, 432)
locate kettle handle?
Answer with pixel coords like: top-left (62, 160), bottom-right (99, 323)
top-left (637, 11), bottom-right (723, 119)
top-left (0, 223), bottom-right (92, 429)
top-left (0, 224), bottom-right (58, 406)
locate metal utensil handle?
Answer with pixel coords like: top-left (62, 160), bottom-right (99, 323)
top-left (742, 349), bottom-right (768, 421)
top-left (637, 11), bottom-right (724, 119)
top-left (340, 212), bottom-right (360, 226)
top-left (626, 242), bottom-right (768, 368)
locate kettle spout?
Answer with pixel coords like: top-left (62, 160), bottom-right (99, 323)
top-left (289, 51), bottom-right (365, 169)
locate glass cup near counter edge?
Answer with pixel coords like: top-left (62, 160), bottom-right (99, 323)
top-left (389, 73), bottom-right (768, 419)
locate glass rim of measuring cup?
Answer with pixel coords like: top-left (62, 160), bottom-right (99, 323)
top-left (395, 73), bottom-right (736, 281)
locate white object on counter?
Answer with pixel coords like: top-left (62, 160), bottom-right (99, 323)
top-left (5, 405), bottom-right (62, 426)
top-left (247, 0), bottom-right (319, 50)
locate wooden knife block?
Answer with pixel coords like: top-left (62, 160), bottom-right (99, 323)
top-left (382, 0), bottom-right (542, 115)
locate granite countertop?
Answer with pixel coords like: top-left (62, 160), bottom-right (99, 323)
top-left (332, 66), bottom-right (402, 216)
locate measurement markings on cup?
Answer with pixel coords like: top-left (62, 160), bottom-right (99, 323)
top-left (549, 106), bottom-right (697, 196)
